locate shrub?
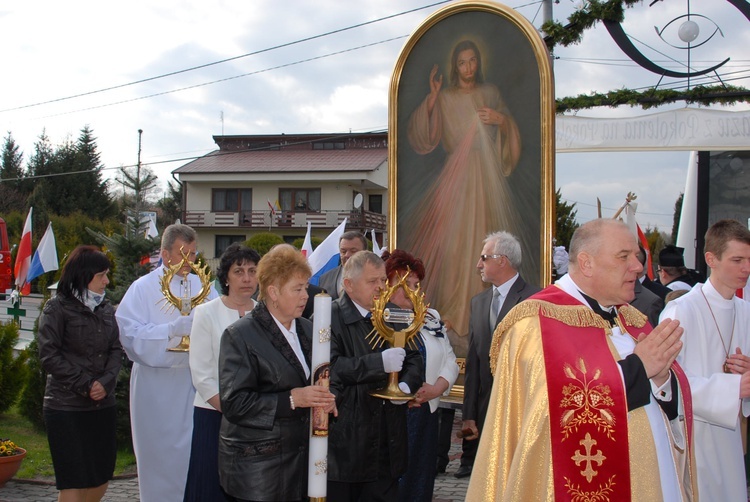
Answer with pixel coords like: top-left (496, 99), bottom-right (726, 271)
top-left (244, 233), bottom-right (284, 257)
top-left (18, 333), bottom-right (45, 431)
top-left (0, 322), bottom-right (30, 414)
top-left (115, 359), bottom-right (133, 451)
top-left (291, 236), bottom-right (323, 251)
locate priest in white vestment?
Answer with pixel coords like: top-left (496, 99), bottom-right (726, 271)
top-left (116, 224), bottom-right (218, 502)
top-left (661, 219), bottom-right (750, 501)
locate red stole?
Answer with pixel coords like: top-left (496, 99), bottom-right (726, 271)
top-left (532, 285), bottom-right (694, 501)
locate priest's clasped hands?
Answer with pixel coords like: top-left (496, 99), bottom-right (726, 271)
top-left (726, 348), bottom-right (750, 399)
top-left (633, 318), bottom-right (683, 387)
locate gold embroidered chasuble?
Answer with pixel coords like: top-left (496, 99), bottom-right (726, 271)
top-left (465, 285), bottom-right (696, 502)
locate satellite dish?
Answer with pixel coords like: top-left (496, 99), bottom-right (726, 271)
top-left (353, 193), bottom-right (363, 209)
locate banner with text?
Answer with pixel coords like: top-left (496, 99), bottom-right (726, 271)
top-left (556, 108), bottom-right (750, 152)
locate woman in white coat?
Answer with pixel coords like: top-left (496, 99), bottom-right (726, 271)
top-left (184, 243), bottom-right (260, 502)
top-left (383, 249), bottom-right (459, 502)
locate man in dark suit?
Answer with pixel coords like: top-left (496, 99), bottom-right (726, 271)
top-left (631, 278), bottom-right (664, 327)
top-left (328, 250), bottom-right (423, 500)
top-left (631, 245), bottom-right (665, 326)
top-left (302, 283), bottom-right (326, 319)
top-left (637, 244), bottom-right (671, 300)
top-left (455, 231), bottom-right (539, 479)
top-left (318, 231), bottom-right (367, 300)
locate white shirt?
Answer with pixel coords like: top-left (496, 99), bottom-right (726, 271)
top-left (189, 297), bottom-right (254, 409)
top-left (271, 314), bottom-right (310, 379)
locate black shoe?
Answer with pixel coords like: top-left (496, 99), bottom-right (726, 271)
top-left (454, 465), bottom-right (472, 479)
top-left (436, 464), bottom-right (447, 474)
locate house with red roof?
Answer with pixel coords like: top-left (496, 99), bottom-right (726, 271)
top-left (172, 132), bottom-right (388, 258)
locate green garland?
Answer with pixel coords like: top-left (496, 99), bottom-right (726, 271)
top-left (556, 85), bottom-right (750, 112)
top-left (542, 0), bottom-right (643, 49)
top-left (544, 1), bottom-right (750, 112)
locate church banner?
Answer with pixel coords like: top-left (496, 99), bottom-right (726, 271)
top-left (557, 108), bottom-right (750, 152)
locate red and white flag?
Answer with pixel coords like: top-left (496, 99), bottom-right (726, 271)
top-left (370, 229), bottom-right (384, 257)
top-left (301, 222), bottom-right (313, 258)
top-left (625, 202), bottom-right (653, 280)
top-left (14, 207), bottom-right (33, 295)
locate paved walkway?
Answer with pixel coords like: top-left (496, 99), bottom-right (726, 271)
top-left (1, 411), bottom-right (470, 502)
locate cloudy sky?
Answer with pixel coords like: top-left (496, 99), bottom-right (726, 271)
top-left (1, 0), bottom-right (748, 231)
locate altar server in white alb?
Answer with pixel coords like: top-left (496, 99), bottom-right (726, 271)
top-left (661, 219), bottom-right (750, 501)
top-left (116, 224), bottom-right (218, 502)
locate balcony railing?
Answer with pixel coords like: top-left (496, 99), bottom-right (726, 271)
top-left (184, 209), bottom-right (386, 231)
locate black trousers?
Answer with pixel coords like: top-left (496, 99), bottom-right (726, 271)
top-left (328, 478), bottom-right (399, 502)
top-left (436, 408), bottom-right (455, 470)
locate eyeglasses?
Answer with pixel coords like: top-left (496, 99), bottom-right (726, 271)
top-left (480, 254), bottom-right (504, 262)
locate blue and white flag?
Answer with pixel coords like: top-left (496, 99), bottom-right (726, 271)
top-left (27, 222), bottom-right (59, 282)
top-left (308, 218), bottom-right (347, 286)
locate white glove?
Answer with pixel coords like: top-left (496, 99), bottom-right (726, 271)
top-left (382, 347), bottom-right (406, 373)
top-left (170, 316), bottom-right (193, 339)
top-left (393, 382), bottom-right (412, 405)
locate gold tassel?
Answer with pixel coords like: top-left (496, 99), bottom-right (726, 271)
top-left (489, 300), bottom-right (646, 375)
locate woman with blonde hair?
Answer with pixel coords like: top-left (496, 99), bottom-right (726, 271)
top-left (218, 244), bottom-right (337, 501)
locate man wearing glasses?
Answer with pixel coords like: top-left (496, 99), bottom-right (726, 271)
top-left (455, 231), bottom-right (539, 479)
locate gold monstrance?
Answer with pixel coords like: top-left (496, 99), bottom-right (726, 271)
top-left (367, 272), bottom-right (428, 401)
top-left (159, 248), bottom-right (212, 352)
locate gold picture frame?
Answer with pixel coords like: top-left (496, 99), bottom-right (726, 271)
top-left (388, 1), bottom-right (555, 346)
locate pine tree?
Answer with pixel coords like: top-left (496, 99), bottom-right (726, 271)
top-left (555, 188), bottom-right (580, 251)
top-left (28, 127), bottom-right (116, 219)
top-left (1, 132), bottom-right (26, 190)
top-left (156, 180), bottom-right (183, 230)
top-left (89, 131), bottom-right (160, 302)
top-left (0, 133), bottom-right (29, 213)
top-left (671, 193), bottom-right (683, 244)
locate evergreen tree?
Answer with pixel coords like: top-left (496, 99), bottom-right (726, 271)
top-left (1, 132), bottom-right (29, 195)
top-left (87, 222), bottom-right (157, 304)
top-left (26, 130), bottom-right (54, 179)
top-left (28, 127), bottom-right (116, 219)
top-left (671, 193), bottom-right (683, 244)
top-left (89, 152), bottom-right (160, 303)
top-left (74, 126), bottom-right (117, 219)
top-left (555, 188), bottom-right (579, 251)
top-left (19, 317), bottom-right (46, 430)
top-left (0, 133), bottom-right (28, 211)
top-left (0, 321), bottom-right (29, 414)
top-left (156, 181), bottom-right (183, 230)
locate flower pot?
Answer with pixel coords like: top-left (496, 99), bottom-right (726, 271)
top-left (0, 448), bottom-right (26, 488)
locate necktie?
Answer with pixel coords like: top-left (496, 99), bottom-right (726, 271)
top-left (490, 288), bottom-right (501, 330)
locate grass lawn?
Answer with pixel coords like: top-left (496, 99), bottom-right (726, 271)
top-left (0, 405), bottom-right (136, 480)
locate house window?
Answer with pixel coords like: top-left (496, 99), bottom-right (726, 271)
top-left (369, 194), bottom-right (383, 214)
top-left (215, 235), bottom-right (245, 257)
top-left (312, 141), bottom-right (346, 150)
top-left (279, 189), bottom-right (321, 212)
top-left (212, 189), bottom-right (252, 212)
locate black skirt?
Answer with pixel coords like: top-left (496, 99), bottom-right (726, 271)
top-left (184, 406), bottom-right (229, 502)
top-left (44, 406), bottom-right (117, 490)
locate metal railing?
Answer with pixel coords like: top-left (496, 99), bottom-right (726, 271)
top-left (184, 209), bottom-right (386, 231)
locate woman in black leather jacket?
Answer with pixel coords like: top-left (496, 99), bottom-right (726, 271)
top-left (38, 245), bottom-right (122, 502)
top-left (218, 244), bottom-right (337, 502)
